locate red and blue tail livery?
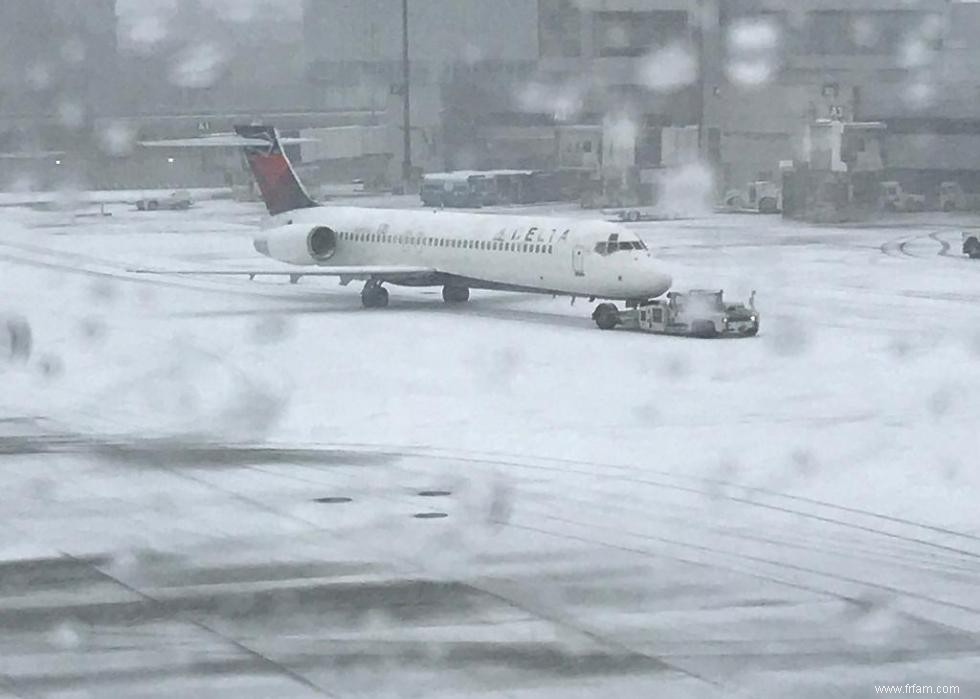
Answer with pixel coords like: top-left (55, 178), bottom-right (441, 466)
top-left (234, 125), bottom-right (318, 216)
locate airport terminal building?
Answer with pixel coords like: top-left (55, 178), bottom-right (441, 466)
top-left (302, 0), bottom-right (980, 197)
top-left (2, 0), bottom-right (980, 196)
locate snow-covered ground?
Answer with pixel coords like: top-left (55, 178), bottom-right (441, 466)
top-left (1, 199), bottom-right (978, 697)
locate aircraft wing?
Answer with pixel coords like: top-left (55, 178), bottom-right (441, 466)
top-left (131, 265), bottom-right (436, 280)
top-left (139, 134), bottom-right (318, 149)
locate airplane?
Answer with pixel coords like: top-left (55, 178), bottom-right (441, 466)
top-left (144, 125), bottom-right (673, 311)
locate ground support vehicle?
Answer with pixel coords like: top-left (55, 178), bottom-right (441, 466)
top-left (592, 290), bottom-right (759, 337)
top-left (881, 182), bottom-right (926, 212)
top-left (940, 182), bottom-right (980, 212)
top-left (722, 181), bottom-right (782, 214)
top-left (135, 190), bottom-right (193, 211)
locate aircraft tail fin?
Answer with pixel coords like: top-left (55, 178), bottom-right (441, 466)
top-left (234, 125), bottom-right (318, 216)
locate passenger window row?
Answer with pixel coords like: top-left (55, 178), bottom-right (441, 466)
top-left (339, 230), bottom-right (553, 254)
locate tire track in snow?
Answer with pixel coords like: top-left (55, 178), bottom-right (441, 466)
top-left (209, 443), bottom-right (980, 633)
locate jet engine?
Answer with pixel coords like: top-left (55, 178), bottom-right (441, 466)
top-left (253, 224), bottom-right (338, 265)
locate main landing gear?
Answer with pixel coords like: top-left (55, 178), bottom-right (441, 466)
top-left (361, 282), bottom-right (471, 308)
top-left (361, 280), bottom-right (389, 308)
top-left (442, 285), bottom-right (470, 304)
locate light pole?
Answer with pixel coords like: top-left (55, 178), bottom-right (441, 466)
top-left (401, 0), bottom-right (413, 191)
top-left (695, 0), bottom-right (706, 154)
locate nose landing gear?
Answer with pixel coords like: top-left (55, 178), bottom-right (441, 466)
top-left (361, 280), bottom-right (390, 308)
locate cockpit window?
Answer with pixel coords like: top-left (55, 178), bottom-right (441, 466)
top-left (595, 237), bottom-right (647, 255)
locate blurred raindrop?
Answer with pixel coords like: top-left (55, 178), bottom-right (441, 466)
top-left (636, 43), bottom-right (698, 93)
top-left (765, 316), bottom-right (810, 357)
top-left (168, 43), bottom-right (228, 89)
top-left (726, 17), bottom-right (780, 89)
top-left (123, 14), bottom-right (170, 55)
top-left (919, 14), bottom-right (946, 43)
top-left (706, 459), bottom-right (740, 500)
top-left (78, 317), bottom-right (108, 345)
top-left (632, 403), bottom-right (660, 425)
top-left (224, 1), bottom-right (258, 24)
top-left (888, 336), bottom-right (913, 360)
top-left (37, 353), bottom-right (65, 380)
top-left (728, 18), bottom-right (780, 53)
top-left (928, 386), bottom-right (953, 418)
top-left (460, 43), bottom-right (484, 66)
top-left (942, 459), bottom-right (961, 483)
top-left (61, 37), bottom-right (87, 65)
top-left (481, 345), bottom-right (524, 392)
top-left (27, 476), bottom-right (57, 501)
top-left (250, 315), bottom-right (293, 345)
top-left (487, 475), bottom-right (514, 529)
top-left (57, 100), bottom-right (87, 130)
top-left (847, 594), bottom-right (902, 649)
top-left (99, 121), bottom-right (137, 157)
top-left (1, 315), bottom-right (33, 365)
top-left (48, 620), bottom-right (85, 650)
top-left (515, 81), bottom-right (584, 122)
top-left (660, 354), bottom-right (691, 380)
top-left (727, 59), bottom-right (774, 88)
top-left (899, 38), bottom-right (933, 69)
top-left (216, 382), bottom-right (288, 438)
top-left (659, 161), bottom-right (715, 215)
top-left (790, 448), bottom-right (818, 478)
top-left (9, 175), bottom-right (40, 193)
top-left (90, 279), bottom-right (119, 305)
top-left (969, 331), bottom-right (980, 358)
top-left (903, 80), bottom-right (936, 110)
top-left (851, 17), bottom-right (881, 50)
top-left (25, 62), bottom-right (53, 91)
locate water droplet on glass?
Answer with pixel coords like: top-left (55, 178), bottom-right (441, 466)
top-left (168, 43), bottom-right (228, 89)
top-left (636, 43), bottom-right (698, 93)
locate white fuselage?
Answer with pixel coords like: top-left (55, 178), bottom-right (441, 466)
top-left (256, 206), bottom-right (673, 300)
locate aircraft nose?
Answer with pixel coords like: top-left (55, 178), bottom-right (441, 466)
top-left (253, 237), bottom-right (270, 257)
top-left (651, 270), bottom-right (672, 297)
top-left (644, 260), bottom-right (672, 297)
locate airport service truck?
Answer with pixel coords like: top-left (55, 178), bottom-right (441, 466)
top-left (592, 290), bottom-right (759, 337)
top-left (135, 190), bottom-right (193, 211)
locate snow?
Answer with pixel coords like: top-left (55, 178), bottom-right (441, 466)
top-left (1, 199), bottom-right (978, 696)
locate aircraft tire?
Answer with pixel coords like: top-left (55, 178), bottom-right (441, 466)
top-left (361, 286), bottom-right (389, 308)
top-left (593, 304), bottom-right (619, 330)
top-left (691, 321), bottom-right (718, 338)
